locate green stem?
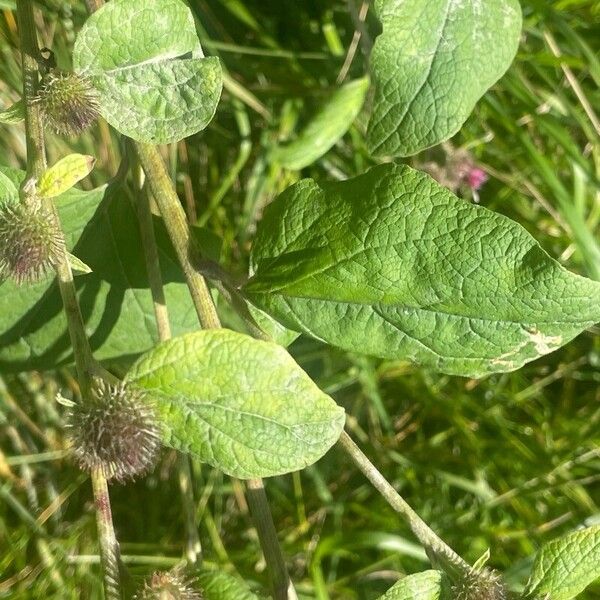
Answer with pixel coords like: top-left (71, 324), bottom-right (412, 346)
top-left (134, 169), bottom-right (172, 341)
top-left (134, 142), bottom-right (220, 330)
top-left (91, 467), bottom-right (124, 600)
top-left (17, 2), bottom-right (123, 597)
top-left (132, 146), bottom-right (296, 595)
top-left (77, 2), bottom-right (296, 592)
top-left (246, 479), bottom-right (298, 600)
top-left (17, 0), bottom-right (95, 396)
top-left (134, 167), bottom-right (202, 566)
top-left (16, 0), bottom-right (44, 181)
top-left (178, 455), bottom-right (203, 565)
top-left (337, 431), bottom-right (471, 579)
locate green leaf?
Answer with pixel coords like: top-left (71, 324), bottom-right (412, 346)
top-left (124, 329), bottom-right (345, 479)
top-left (0, 165), bottom-right (198, 372)
top-left (248, 304), bottom-right (300, 348)
top-left (38, 154), bottom-right (96, 199)
top-left (0, 99), bottom-right (25, 124)
top-left (524, 525), bottom-right (600, 600)
top-left (0, 170), bottom-right (19, 200)
top-left (273, 77), bottom-right (370, 170)
top-left (245, 163), bottom-right (600, 378)
top-left (378, 571), bottom-right (444, 599)
top-left (67, 252), bottom-right (93, 276)
top-left (196, 571), bottom-right (261, 600)
top-left (367, 0), bottom-right (522, 157)
top-left (73, 0), bottom-right (222, 143)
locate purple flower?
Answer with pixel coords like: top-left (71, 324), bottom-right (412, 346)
top-left (467, 167), bottom-right (488, 191)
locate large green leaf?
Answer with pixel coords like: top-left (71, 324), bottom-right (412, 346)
top-left (73, 0), bottom-right (222, 143)
top-left (367, 0), bottom-right (522, 157)
top-left (524, 525), bottom-right (600, 600)
top-left (197, 571), bottom-right (261, 600)
top-left (378, 571), bottom-right (444, 600)
top-left (0, 166), bottom-right (197, 372)
top-left (124, 329), bottom-right (345, 479)
top-left (272, 77), bottom-right (370, 170)
top-left (245, 163), bottom-right (600, 378)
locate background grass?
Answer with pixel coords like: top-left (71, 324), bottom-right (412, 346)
top-left (1, 0), bottom-right (599, 598)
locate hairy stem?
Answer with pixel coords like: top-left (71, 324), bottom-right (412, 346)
top-left (91, 468), bottom-right (123, 600)
top-left (246, 479), bottom-right (298, 600)
top-left (74, 0), bottom-right (297, 590)
top-left (131, 147), bottom-right (296, 593)
top-left (16, 0), bottom-right (44, 180)
top-left (17, 1), bottom-right (123, 596)
top-left (134, 142), bottom-right (220, 330)
top-left (338, 431), bottom-right (471, 579)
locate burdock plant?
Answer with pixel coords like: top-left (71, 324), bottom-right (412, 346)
top-left (0, 199), bottom-right (62, 284)
top-left (5, 0), bottom-right (600, 598)
top-left (65, 378), bottom-right (160, 483)
top-left (135, 567), bottom-right (203, 600)
top-left (35, 70), bottom-right (99, 136)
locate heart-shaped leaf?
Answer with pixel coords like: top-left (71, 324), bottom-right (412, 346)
top-left (124, 329), bottom-right (345, 479)
top-left (245, 163), bottom-right (600, 378)
top-left (524, 525), bottom-right (600, 600)
top-left (73, 0), bottom-right (222, 143)
top-left (367, 0), bottom-right (522, 157)
top-left (0, 166), bottom-right (198, 372)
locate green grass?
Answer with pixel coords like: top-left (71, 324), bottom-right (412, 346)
top-left (1, 0), bottom-right (599, 598)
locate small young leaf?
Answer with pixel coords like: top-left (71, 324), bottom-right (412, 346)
top-left (67, 252), bottom-right (92, 275)
top-left (196, 571), bottom-right (261, 600)
top-left (367, 0), bottom-right (522, 157)
top-left (38, 154), bottom-right (95, 199)
top-left (378, 570), bottom-right (445, 599)
top-left (0, 99), bottom-right (25, 124)
top-left (124, 329), bottom-right (345, 479)
top-left (245, 163), bottom-right (600, 378)
top-left (248, 304), bottom-right (300, 348)
top-left (273, 77), bottom-right (370, 170)
top-left (73, 0), bottom-right (222, 143)
top-left (524, 525), bottom-right (600, 600)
